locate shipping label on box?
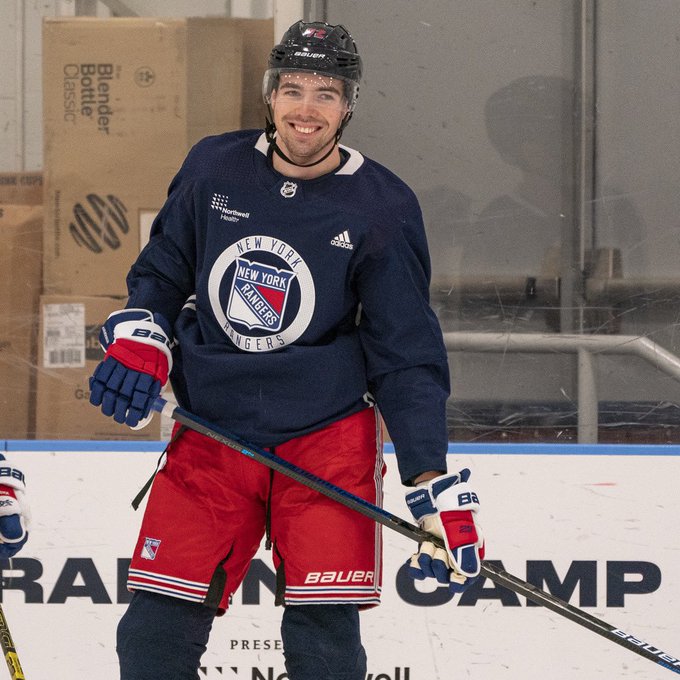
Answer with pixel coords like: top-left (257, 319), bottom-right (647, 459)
top-left (42, 303), bottom-right (86, 368)
top-left (35, 294), bottom-right (170, 440)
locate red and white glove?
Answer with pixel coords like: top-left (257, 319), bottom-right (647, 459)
top-left (89, 309), bottom-right (173, 428)
top-left (405, 468), bottom-right (485, 592)
top-left (0, 456), bottom-right (30, 559)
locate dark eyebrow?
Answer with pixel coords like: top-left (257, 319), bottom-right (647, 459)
top-left (318, 85), bottom-right (343, 95)
top-left (279, 81), bottom-right (343, 95)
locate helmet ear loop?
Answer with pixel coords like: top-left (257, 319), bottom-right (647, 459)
top-left (335, 109), bottom-right (354, 142)
top-left (265, 102), bottom-right (277, 142)
top-left (341, 109), bottom-right (354, 129)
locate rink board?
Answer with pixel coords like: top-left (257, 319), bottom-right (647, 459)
top-left (3, 441), bottom-right (679, 680)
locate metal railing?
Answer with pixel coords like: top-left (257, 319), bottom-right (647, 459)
top-left (443, 331), bottom-right (680, 443)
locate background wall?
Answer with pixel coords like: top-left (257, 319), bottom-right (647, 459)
top-left (326, 1), bottom-right (680, 417)
top-left (0, 0), bottom-right (277, 172)
top-left (3, 0), bottom-right (680, 439)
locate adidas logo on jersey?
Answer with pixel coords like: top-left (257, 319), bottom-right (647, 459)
top-left (331, 230), bottom-right (353, 250)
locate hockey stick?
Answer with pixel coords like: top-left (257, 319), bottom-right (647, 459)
top-left (0, 603), bottom-right (25, 680)
top-left (152, 397), bottom-right (680, 675)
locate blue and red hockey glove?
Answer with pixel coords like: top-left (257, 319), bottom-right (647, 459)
top-left (405, 468), bottom-right (485, 592)
top-left (89, 309), bottom-right (173, 428)
top-left (0, 456), bottom-right (30, 559)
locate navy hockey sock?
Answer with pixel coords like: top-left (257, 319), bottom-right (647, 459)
top-left (117, 590), bottom-right (215, 679)
top-left (281, 604), bottom-right (367, 680)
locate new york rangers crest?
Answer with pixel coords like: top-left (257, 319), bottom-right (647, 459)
top-left (208, 235), bottom-right (316, 353)
top-left (228, 258), bottom-right (297, 332)
top-left (141, 537), bottom-right (161, 560)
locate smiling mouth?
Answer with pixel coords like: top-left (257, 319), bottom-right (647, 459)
top-left (291, 123), bottom-right (320, 135)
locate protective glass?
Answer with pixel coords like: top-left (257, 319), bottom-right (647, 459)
top-left (263, 69), bottom-right (359, 113)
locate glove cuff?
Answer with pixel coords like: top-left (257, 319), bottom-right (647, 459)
top-left (105, 311), bottom-right (174, 383)
top-left (114, 315), bottom-right (171, 355)
top-left (0, 488), bottom-right (29, 544)
top-left (405, 487), bottom-right (436, 521)
top-left (405, 469), bottom-right (474, 521)
top-left (0, 459), bottom-right (26, 493)
top-left (100, 309), bottom-right (173, 369)
top-left (106, 339), bottom-right (170, 385)
top-left (434, 481), bottom-right (480, 514)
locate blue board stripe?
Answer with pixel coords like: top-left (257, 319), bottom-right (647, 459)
top-left (4, 439), bottom-right (680, 456)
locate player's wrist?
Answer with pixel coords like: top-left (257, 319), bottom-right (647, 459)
top-left (411, 470), bottom-right (446, 486)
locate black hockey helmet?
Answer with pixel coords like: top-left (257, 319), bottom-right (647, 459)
top-left (263, 21), bottom-right (363, 113)
top-left (263, 21), bottom-right (363, 168)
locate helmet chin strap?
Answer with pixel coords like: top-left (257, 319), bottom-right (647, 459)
top-left (264, 109), bottom-right (352, 169)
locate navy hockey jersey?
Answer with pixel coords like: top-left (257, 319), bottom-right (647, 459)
top-left (125, 130), bottom-right (450, 484)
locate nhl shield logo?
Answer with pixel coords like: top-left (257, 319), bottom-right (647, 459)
top-left (280, 181), bottom-right (298, 198)
top-left (227, 257), bottom-right (297, 332)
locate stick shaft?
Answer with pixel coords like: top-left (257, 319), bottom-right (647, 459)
top-left (154, 397), bottom-right (680, 674)
top-left (0, 604), bottom-right (25, 680)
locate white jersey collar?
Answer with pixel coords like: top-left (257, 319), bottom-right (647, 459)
top-left (254, 132), bottom-right (364, 176)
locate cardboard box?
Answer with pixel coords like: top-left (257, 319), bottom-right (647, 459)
top-left (35, 294), bottom-right (173, 440)
top-left (42, 18), bottom-right (244, 296)
top-left (0, 173), bottom-right (43, 205)
top-left (231, 18), bottom-right (274, 129)
top-left (0, 205), bottom-right (43, 438)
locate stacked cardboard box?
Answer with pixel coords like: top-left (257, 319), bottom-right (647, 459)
top-left (42, 17), bottom-right (244, 297)
top-left (35, 294), bottom-right (176, 440)
top-left (0, 194), bottom-right (43, 439)
top-left (231, 18), bottom-right (276, 129)
top-left (35, 17), bottom-right (273, 440)
top-left (0, 172), bottom-right (43, 205)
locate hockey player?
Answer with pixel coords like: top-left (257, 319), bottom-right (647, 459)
top-left (88, 20), bottom-right (484, 680)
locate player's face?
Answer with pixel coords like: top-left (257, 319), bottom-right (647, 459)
top-left (270, 72), bottom-right (348, 166)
